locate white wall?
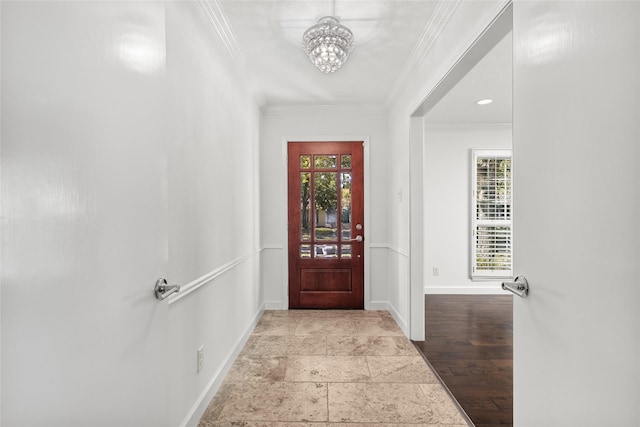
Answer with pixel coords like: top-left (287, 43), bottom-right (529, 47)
top-left (424, 125), bottom-right (512, 294)
top-left (164, 4), bottom-right (262, 426)
top-left (386, 0), bottom-right (510, 336)
top-left (1, 3), bottom-right (262, 426)
top-left (259, 106), bottom-right (390, 311)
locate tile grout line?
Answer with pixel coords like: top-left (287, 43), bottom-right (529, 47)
top-left (201, 311), bottom-right (468, 426)
top-left (325, 378), bottom-right (330, 423)
top-left (325, 331), bottom-right (330, 423)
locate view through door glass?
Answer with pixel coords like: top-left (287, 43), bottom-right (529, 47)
top-left (288, 141), bottom-right (364, 309)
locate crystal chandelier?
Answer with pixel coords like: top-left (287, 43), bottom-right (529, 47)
top-left (302, 16), bottom-right (354, 73)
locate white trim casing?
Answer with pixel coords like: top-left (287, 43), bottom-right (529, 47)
top-left (408, 116), bottom-right (425, 341)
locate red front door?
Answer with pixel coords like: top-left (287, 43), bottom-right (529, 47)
top-left (287, 141), bottom-right (364, 309)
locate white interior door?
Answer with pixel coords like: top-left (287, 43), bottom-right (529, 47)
top-left (2, 3), bottom-right (170, 426)
top-left (513, 1), bottom-right (640, 425)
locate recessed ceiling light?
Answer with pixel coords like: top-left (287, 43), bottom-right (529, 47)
top-left (476, 99), bottom-right (493, 105)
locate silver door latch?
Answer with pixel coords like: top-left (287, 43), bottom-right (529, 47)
top-left (502, 276), bottom-right (529, 298)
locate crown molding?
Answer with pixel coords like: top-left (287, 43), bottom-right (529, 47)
top-left (262, 104), bottom-right (386, 116)
top-left (198, 0), bottom-right (242, 63)
top-left (424, 123), bottom-right (512, 129)
top-left (199, 0), bottom-right (270, 107)
top-left (384, 0), bottom-right (462, 110)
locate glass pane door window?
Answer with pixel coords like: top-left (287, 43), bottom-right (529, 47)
top-left (298, 155), bottom-right (353, 260)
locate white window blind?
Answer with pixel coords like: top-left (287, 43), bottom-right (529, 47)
top-left (471, 149), bottom-right (512, 279)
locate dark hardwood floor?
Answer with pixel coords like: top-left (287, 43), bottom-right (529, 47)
top-left (413, 295), bottom-right (513, 427)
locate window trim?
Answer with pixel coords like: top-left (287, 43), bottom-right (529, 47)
top-left (470, 149), bottom-right (513, 280)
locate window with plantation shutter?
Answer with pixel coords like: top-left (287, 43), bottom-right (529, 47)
top-left (471, 149), bottom-right (512, 279)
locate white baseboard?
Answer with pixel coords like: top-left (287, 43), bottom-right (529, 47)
top-left (180, 303), bottom-right (265, 427)
top-left (367, 300), bottom-right (390, 311)
top-left (386, 302), bottom-right (408, 336)
top-left (425, 286), bottom-right (509, 295)
top-left (264, 300), bottom-right (286, 310)
top-left (264, 301), bottom-right (398, 311)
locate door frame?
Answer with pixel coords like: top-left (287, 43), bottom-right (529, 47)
top-left (407, 2), bottom-right (513, 340)
top-left (281, 136), bottom-right (371, 310)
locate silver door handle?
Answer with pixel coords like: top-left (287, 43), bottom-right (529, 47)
top-left (348, 235), bottom-right (363, 243)
top-left (502, 276), bottom-right (529, 298)
top-left (154, 278), bottom-right (180, 300)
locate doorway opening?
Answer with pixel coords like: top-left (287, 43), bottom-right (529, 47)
top-left (408, 3), bottom-right (513, 425)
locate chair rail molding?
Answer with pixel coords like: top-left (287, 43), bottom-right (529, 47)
top-left (168, 248), bottom-right (260, 304)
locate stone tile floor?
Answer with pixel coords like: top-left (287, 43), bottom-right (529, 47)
top-left (199, 310), bottom-right (468, 427)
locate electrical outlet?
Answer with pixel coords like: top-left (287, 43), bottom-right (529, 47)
top-left (432, 267), bottom-right (439, 276)
top-left (197, 346), bottom-right (204, 373)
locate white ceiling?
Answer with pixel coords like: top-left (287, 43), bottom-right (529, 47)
top-left (425, 31), bottom-right (512, 125)
top-left (218, 0), bottom-right (440, 106)
top-left (216, 0), bottom-right (512, 123)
